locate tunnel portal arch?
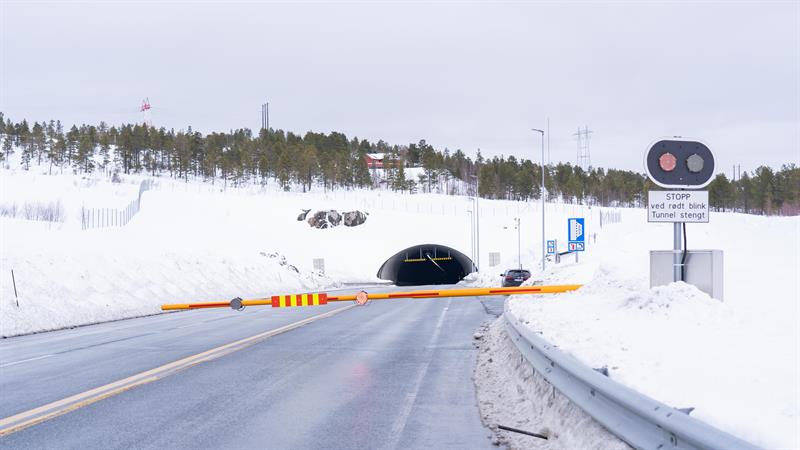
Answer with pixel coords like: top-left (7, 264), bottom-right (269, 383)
top-left (376, 244), bottom-right (476, 286)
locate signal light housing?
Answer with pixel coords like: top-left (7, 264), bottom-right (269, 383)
top-left (644, 138), bottom-right (715, 189)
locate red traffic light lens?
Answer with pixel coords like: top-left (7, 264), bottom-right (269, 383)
top-left (658, 152), bottom-right (677, 172)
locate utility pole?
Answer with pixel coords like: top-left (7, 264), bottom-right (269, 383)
top-left (515, 217), bottom-right (521, 269)
top-left (261, 102), bottom-right (270, 131)
top-left (732, 164), bottom-right (742, 182)
top-left (467, 209), bottom-right (475, 272)
top-left (546, 117), bottom-right (550, 165)
top-left (532, 128), bottom-right (545, 272)
top-left (476, 175), bottom-right (480, 271)
top-left (261, 103), bottom-right (270, 131)
top-left (471, 173), bottom-right (481, 271)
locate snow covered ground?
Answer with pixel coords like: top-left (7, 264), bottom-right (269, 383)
top-left (1, 162), bottom-right (797, 448)
top-left (473, 319), bottom-right (630, 450)
top-left (1, 163), bottom-right (590, 336)
top-left (507, 209), bottom-right (800, 449)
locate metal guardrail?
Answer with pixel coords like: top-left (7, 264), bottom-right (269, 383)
top-left (503, 310), bottom-right (760, 450)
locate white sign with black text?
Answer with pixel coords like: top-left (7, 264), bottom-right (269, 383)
top-left (648, 190), bottom-right (709, 223)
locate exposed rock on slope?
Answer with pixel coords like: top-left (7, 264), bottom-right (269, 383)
top-left (343, 210), bottom-right (367, 227)
top-left (305, 209), bottom-right (367, 229)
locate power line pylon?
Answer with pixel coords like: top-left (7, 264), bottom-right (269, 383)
top-left (573, 125), bottom-right (592, 170)
top-left (140, 98), bottom-right (152, 127)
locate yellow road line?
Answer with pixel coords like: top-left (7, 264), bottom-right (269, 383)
top-left (0, 304), bottom-right (357, 437)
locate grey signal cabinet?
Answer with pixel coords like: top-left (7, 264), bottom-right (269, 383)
top-left (650, 250), bottom-right (723, 300)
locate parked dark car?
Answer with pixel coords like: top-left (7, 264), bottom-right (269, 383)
top-left (501, 269), bottom-right (531, 287)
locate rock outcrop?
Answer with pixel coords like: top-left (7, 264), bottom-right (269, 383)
top-left (327, 210), bottom-right (342, 227)
top-left (343, 210), bottom-right (368, 227)
top-left (296, 209), bottom-right (312, 221)
top-left (304, 209), bottom-right (368, 229)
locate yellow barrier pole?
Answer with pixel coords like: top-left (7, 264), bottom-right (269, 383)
top-left (160, 284), bottom-right (582, 311)
top-left (325, 285), bottom-right (581, 302)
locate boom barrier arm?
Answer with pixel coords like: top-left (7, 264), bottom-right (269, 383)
top-left (160, 285), bottom-right (582, 311)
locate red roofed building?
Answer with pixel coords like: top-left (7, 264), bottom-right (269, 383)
top-left (364, 153), bottom-right (386, 169)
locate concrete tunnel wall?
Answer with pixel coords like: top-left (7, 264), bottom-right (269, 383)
top-left (377, 244), bottom-right (475, 286)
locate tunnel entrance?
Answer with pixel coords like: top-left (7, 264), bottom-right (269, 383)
top-left (377, 244), bottom-right (475, 286)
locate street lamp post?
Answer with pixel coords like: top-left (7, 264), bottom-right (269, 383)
top-left (471, 173), bottom-right (480, 271)
top-left (467, 209), bottom-right (475, 272)
top-left (514, 217), bottom-right (521, 269)
top-left (532, 128), bottom-right (545, 272)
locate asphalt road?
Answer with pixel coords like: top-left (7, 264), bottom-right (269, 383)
top-left (0, 285), bottom-right (506, 449)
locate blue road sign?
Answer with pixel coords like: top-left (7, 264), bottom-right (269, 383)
top-left (568, 242), bottom-right (585, 252)
top-left (547, 240), bottom-right (556, 254)
top-left (568, 218), bottom-right (585, 251)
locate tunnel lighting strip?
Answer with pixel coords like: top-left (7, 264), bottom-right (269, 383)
top-left (160, 285), bottom-right (583, 311)
top-left (403, 257), bottom-right (454, 262)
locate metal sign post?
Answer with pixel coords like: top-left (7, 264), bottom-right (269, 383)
top-left (644, 137), bottom-right (718, 289)
top-left (673, 222), bottom-right (682, 282)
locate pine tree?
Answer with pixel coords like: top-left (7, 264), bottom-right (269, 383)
top-left (294, 143), bottom-right (318, 192)
top-left (753, 166), bottom-right (776, 215)
top-left (392, 162), bottom-right (407, 192)
top-left (65, 125), bottom-right (79, 169)
top-left (709, 174), bottom-right (734, 211)
top-left (18, 120), bottom-right (33, 169)
top-left (1, 134), bottom-right (12, 167)
top-left (354, 153), bottom-right (372, 188)
top-left (31, 122), bottom-right (46, 165)
top-left (99, 132), bottom-right (111, 172)
top-left (738, 172), bottom-right (754, 213)
top-left (77, 132), bottom-right (95, 173)
top-left (276, 147), bottom-right (291, 190)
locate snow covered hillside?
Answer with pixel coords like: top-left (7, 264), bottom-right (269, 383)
top-left (1, 164), bottom-right (594, 336)
top-left (1, 161), bottom-right (797, 448)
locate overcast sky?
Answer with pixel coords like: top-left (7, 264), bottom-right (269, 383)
top-left (2, 1), bottom-right (798, 173)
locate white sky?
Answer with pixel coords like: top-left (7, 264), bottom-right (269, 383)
top-left (1, 1), bottom-right (798, 174)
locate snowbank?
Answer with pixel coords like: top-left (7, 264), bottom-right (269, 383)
top-left (474, 318), bottom-right (630, 450)
top-left (508, 211), bottom-right (799, 449)
top-left (0, 217), bottom-right (336, 336)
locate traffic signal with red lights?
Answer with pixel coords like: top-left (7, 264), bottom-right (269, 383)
top-left (644, 138), bottom-right (715, 188)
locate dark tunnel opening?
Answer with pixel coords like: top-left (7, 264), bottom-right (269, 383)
top-left (376, 244), bottom-right (476, 286)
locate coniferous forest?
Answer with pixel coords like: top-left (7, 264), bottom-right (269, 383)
top-left (1, 113), bottom-right (797, 215)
